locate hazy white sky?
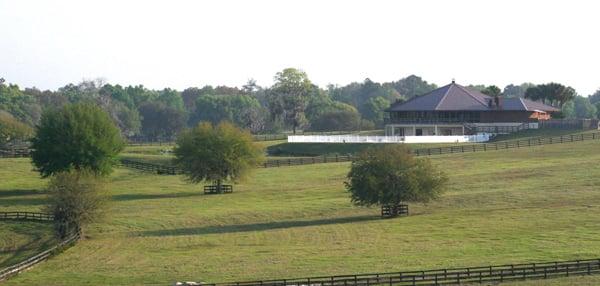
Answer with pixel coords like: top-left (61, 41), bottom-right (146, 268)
top-left (1, 0), bottom-right (599, 95)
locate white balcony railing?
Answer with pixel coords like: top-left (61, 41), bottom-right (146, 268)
top-left (287, 134), bottom-right (492, 144)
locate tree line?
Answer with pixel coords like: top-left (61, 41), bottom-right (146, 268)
top-left (2, 72), bottom-right (599, 145)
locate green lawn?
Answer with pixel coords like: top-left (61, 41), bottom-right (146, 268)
top-left (489, 128), bottom-right (595, 142)
top-left (0, 221), bottom-right (57, 268)
top-left (1, 139), bottom-right (600, 285)
top-left (266, 129), bottom-right (594, 157)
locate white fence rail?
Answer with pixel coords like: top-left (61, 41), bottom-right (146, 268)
top-left (287, 134), bottom-right (492, 144)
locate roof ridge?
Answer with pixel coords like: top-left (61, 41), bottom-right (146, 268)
top-left (386, 83), bottom-right (452, 111)
top-left (518, 97), bottom-right (529, 111)
top-left (455, 84), bottom-right (490, 107)
top-left (434, 83), bottom-right (454, 110)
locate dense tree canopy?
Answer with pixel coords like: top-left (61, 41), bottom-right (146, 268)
top-left (268, 68), bottom-right (314, 134)
top-left (0, 110), bottom-right (33, 146)
top-left (345, 145), bottom-right (447, 208)
top-left (31, 103), bottom-right (124, 177)
top-left (190, 94), bottom-right (266, 133)
top-left (525, 83), bottom-right (576, 107)
top-left (138, 102), bottom-right (186, 139)
top-left (481, 85), bottom-right (502, 97)
top-left (0, 73), bottom-right (587, 139)
top-left (561, 96), bottom-right (598, 119)
top-left (173, 122), bottom-right (263, 191)
top-left (310, 110), bottom-right (361, 132)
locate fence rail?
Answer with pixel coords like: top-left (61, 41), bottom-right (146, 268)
top-left (204, 258), bottom-right (600, 286)
top-left (0, 210), bottom-right (77, 282)
top-left (118, 159), bottom-right (181, 175)
top-left (0, 148), bottom-right (30, 158)
top-left (6, 133), bottom-right (600, 171)
top-left (411, 132), bottom-right (599, 157)
top-left (117, 132), bottom-right (600, 173)
top-left (0, 212), bottom-right (54, 221)
top-left (0, 233), bottom-right (79, 281)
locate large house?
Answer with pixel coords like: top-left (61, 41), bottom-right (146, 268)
top-left (384, 81), bottom-right (559, 136)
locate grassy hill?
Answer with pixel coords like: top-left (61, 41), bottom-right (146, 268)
top-left (1, 139), bottom-right (600, 285)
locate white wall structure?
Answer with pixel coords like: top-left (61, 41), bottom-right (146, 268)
top-left (288, 134), bottom-right (492, 144)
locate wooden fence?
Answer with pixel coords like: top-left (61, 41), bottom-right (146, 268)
top-left (0, 148), bottom-right (30, 158)
top-left (204, 258), bottom-right (600, 286)
top-left (411, 132), bottom-right (600, 157)
top-left (0, 233), bottom-right (79, 281)
top-left (119, 159), bottom-right (181, 175)
top-left (125, 131), bottom-right (370, 145)
top-left (0, 211), bottom-right (80, 282)
top-left (0, 212), bottom-right (54, 221)
top-left (6, 132), bottom-right (599, 171)
top-left (116, 132), bottom-right (600, 173)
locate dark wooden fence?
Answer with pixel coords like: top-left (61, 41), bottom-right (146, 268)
top-left (125, 131), bottom-right (373, 145)
top-left (117, 132), bottom-right (600, 173)
top-left (0, 148), bottom-right (30, 158)
top-left (119, 159), bottom-right (181, 175)
top-left (0, 212), bottom-right (54, 221)
top-left (411, 132), bottom-right (600, 157)
top-left (0, 210), bottom-right (80, 282)
top-left (0, 233), bottom-right (79, 281)
top-left (204, 258), bottom-right (600, 286)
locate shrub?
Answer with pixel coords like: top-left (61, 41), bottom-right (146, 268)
top-left (45, 170), bottom-right (108, 239)
top-left (31, 103), bottom-right (124, 177)
top-left (0, 111), bottom-right (32, 147)
top-left (345, 145), bottom-right (447, 215)
top-left (173, 122), bottom-right (264, 192)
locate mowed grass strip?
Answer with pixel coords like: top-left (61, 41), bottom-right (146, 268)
top-left (0, 140), bottom-right (599, 285)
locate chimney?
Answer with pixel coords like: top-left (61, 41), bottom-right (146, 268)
top-left (494, 96), bottom-right (503, 109)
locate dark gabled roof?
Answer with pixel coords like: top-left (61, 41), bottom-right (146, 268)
top-left (387, 82), bottom-right (559, 112)
top-left (507, 97), bottom-right (560, 112)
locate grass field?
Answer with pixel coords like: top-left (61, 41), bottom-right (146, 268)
top-left (266, 129), bottom-right (593, 157)
top-left (1, 138), bottom-right (600, 285)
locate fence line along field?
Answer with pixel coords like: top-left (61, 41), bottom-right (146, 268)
top-left (1, 139), bottom-right (600, 285)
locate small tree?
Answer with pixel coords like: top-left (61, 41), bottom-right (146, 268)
top-left (31, 103), bottom-right (124, 177)
top-left (46, 170), bottom-right (108, 239)
top-left (173, 122), bottom-right (264, 193)
top-left (0, 111), bottom-right (33, 147)
top-left (345, 145), bottom-right (447, 217)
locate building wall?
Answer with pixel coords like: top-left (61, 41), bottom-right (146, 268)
top-left (479, 111), bottom-right (538, 123)
top-left (385, 124), bottom-right (465, 136)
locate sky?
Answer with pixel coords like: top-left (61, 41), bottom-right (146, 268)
top-left (1, 0), bottom-right (599, 95)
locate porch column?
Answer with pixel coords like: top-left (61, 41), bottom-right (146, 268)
top-left (462, 125), bottom-right (465, 135)
top-left (413, 126), bottom-right (416, 136)
top-left (434, 125), bottom-right (438, 136)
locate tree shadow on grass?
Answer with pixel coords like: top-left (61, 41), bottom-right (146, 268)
top-left (134, 215), bottom-right (379, 237)
top-left (112, 192), bottom-right (205, 201)
top-left (0, 197), bottom-right (47, 206)
top-left (0, 222), bottom-right (56, 268)
top-left (0, 189), bottom-right (45, 198)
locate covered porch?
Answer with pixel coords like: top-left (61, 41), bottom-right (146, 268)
top-left (385, 124), bottom-right (465, 136)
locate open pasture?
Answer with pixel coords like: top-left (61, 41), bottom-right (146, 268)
top-left (1, 139), bottom-right (600, 285)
